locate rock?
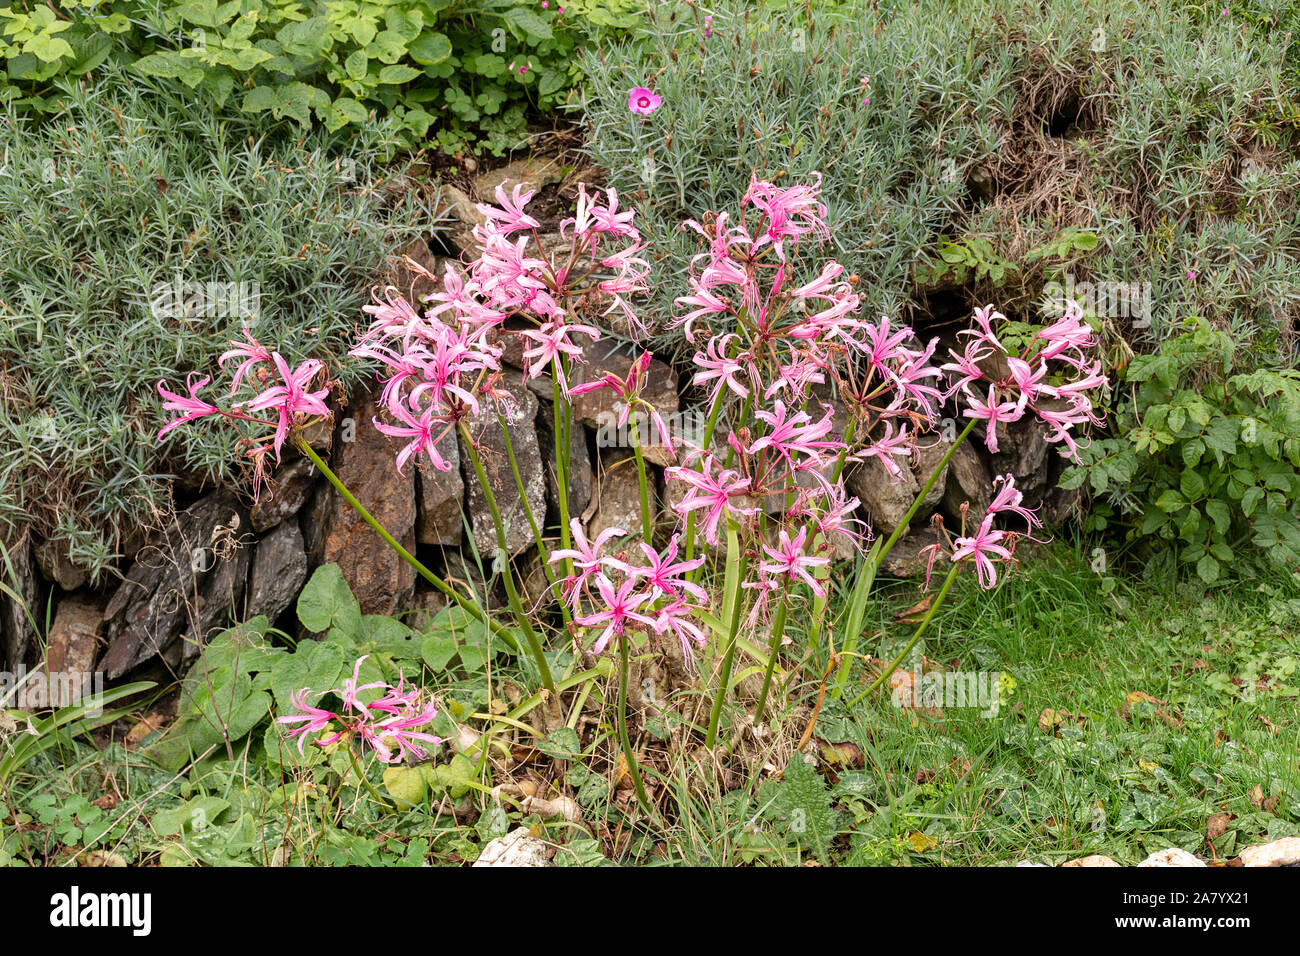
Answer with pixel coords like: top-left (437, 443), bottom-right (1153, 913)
top-left (1042, 484), bottom-right (1082, 529)
top-left (538, 416), bottom-right (593, 522)
top-left (1137, 847), bottom-right (1206, 867)
top-left (173, 524), bottom-right (252, 668)
top-left (405, 583), bottom-right (449, 633)
top-left (573, 345), bottom-right (678, 467)
top-left (0, 527), bottom-right (39, 668)
top-left (312, 387), bottom-right (417, 615)
top-left (881, 529), bottom-right (941, 578)
top-left (461, 371), bottom-right (546, 558)
top-left (33, 536), bottom-right (88, 591)
top-left (250, 459), bottom-right (318, 532)
top-left (246, 522), bottom-right (308, 624)
top-left (31, 594), bottom-right (103, 707)
top-left (436, 184), bottom-right (487, 255)
top-left (474, 156), bottom-right (567, 201)
top-left (1238, 836), bottom-right (1300, 867)
top-left (1062, 854), bottom-right (1121, 867)
top-left (941, 438), bottom-right (993, 524)
top-left (99, 492), bottom-right (248, 679)
top-left (390, 238), bottom-right (441, 303)
top-left (416, 431), bottom-right (464, 547)
top-left (849, 455), bottom-right (919, 535)
top-left (912, 434), bottom-right (951, 510)
top-left (990, 401), bottom-right (1073, 506)
top-left (472, 827), bottom-right (553, 867)
top-left (589, 452), bottom-right (648, 541)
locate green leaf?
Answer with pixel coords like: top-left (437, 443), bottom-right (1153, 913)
top-left (420, 632), bottom-right (457, 671)
top-left (761, 756), bottom-right (841, 864)
top-left (539, 726), bottom-right (581, 760)
top-left (297, 564), bottom-right (362, 639)
top-left (378, 63), bottom-right (420, 84)
top-left (152, 796), bottom-right (230, 837)
top-left (503, 7), bottom-right (553, 40)
top-left (408, 31), bottom-right (451, 65)
top-left (1196, 554), bottom-right (1220, 585)
top-left (383, 765), bottom-right (428, 806)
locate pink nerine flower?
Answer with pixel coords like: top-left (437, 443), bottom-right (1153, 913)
top-left (574, 574), bottom-right (655, 654)
top-left (237, 352), bottom-right (332, 461)
top-left (156, 374), bottom-right (219, 439)
top-left (667, 455), bottom-right (757, 545)
top-left (549, 519), bottom-right (627, 606)
top-left (628, 87), bottom-right (662, 115)
top-left (951, 514), bottom-right (1012, 589)
top-left (276, 657), bottom-right (442, 764)
top-left (758, 526), bottom-right (830, 597)
top-left (608, 535), bottom-right (707, 603)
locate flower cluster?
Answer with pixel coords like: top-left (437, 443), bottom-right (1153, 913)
top-left (157, 330), bottom-right (334, 495)
top-left (353, 180), bottom-right (651, 476)
top-left (550, 520), bottom-right (709, 668)
top-left (944, 302), bottom-right (1107, 458)
top-left (277, 656), bottom-right (442, 764)
top-left (661, 173), bottom-right (946, 611)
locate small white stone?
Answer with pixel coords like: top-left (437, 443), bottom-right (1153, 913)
top-left (1239, 836), bottom-right (1300, 867)
top-left (1138, 847), bottom-right (1206, 867)
top-left (473, 827), bottom-right (552, 867)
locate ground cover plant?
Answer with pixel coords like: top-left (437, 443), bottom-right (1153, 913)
top-left (0, 68), bottom-right (422, 581)
top-left (0, 0), bottom-right (646, 155)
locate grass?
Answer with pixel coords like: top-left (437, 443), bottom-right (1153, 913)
top-left (3, 542), bottom-right (1296, 866)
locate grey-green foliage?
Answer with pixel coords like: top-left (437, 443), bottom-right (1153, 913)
top-left (0, 69), bottom-right (427, 582)
top-left (579, 0), bottom-right (1300, 358)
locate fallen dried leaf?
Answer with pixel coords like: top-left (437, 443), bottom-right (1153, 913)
top-left (1206, 812), bottom-right (1235, 841)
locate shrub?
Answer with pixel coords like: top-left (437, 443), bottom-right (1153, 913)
top-left (0, 0), bottom-right (646, 155)
top-left (1062, 318), bottom-right (1300, 582)
top-left (0, 69), bottom-right (423, 581)
top-left (578, 0), bottom-right (1300, 361)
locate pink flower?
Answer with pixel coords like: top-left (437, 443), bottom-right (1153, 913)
top-left (277, 689), bottom-right (338, 756)
top-left (156, 374), bottom-right (220, 439)
top-left (628, 86), bottom-right (662, 115)
top-left (609, 535), bottom-right (707, 603)
top-left (961, 384), bottom-right (1025, 454)
top-left (667, 455), bottom-right (757, 545)
top-left (952, 514), bottom-right (1012, 589)
top-left (986, 474), bottom-right (1041, 530)
top-left (652, 599), bottom-right (708, 670)
top-left (693, 333), bottom-right (751, 405)
top-left (758, 526), bottom-right (830, 597)
top-left (373, 402), bottom-right (446, 475)
top-left (476, 181), bottom-right (541, 236)
top-left (575, 574), bottom-right (655, 653)
top-left (550, 519), bottom-right (627, 606)
top-left (219, 328), bottom-right (272, 395)
top-left (237, 352), bottom-right (332, 461)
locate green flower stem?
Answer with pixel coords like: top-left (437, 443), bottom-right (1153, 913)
top-left (553, 372), bottom-right (575, 583)
top-left (458, 423), bottom-right (556, 695)
top-left (628, 411), bottom-right (654, 538)
top-left (704, 551), bottom-right (749, 749)
top-left (684, 385), bottom-right (728, 575)
top-left (846, 560), bottom-right (961, 710)
top-left (830, 418), bottom-right (977, 692)
top-left (346, 745), bottom-right (392, 811)
top-left (497, 411), bottom-right (570, 627)
top-left (874, 417), bottom-right (978, 569)
top-left (618, 632), bottom-right (654, 816)
top-left (296, 439), bottom-right (522, 657)
top-left (753, 595), bottom-right (788, 726)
